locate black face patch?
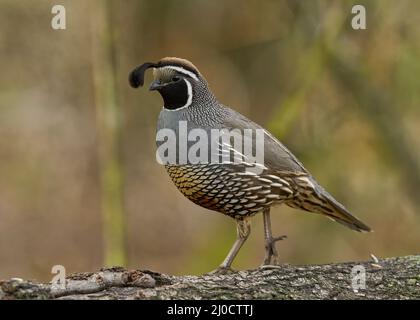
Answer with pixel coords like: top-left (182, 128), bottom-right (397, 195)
top-left (158, 79), bottom-right (190, 110)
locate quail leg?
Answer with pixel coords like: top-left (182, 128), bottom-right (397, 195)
top-left (210, 218), bottom-right (251, 274)
top-left (262, 208), bottom-right (287, 265)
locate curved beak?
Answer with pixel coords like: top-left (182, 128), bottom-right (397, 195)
top-left (149, 80), bottom-right (163, 91)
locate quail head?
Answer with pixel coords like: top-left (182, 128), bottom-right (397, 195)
top-left (129, 57), bottom-right (371, 272)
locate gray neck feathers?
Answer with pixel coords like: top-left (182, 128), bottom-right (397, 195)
top-left (184, 81), bottom-right (226, 126)
top-left (160, 80), bottom-right (228, 128)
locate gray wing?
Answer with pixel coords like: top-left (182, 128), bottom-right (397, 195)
top-left (221, 106), bottom-right (308, 173)
top-left (220, 106), bottom-right (371, 232)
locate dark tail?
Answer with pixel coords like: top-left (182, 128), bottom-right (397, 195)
top-left (287, 176), bottom-right (372, 232)
top-left (322, 191), bottom-right (372, 232)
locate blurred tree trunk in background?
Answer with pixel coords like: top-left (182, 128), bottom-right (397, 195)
top-left (90, 0), bottom-right (127, 266)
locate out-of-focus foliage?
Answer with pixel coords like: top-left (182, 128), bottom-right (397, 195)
top-left (0, 0), bottom-right (419, 281)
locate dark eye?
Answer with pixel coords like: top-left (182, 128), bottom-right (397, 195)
top-left (172, 76), bottom-right (181, 82)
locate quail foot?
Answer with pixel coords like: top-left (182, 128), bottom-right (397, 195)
top-left (129, 57), bottom-right (371, 272)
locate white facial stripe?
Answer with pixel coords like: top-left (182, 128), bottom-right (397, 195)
top-left (161, 66), bottom-right (199, 81)
top-left (184, 79), bottom-right (193, 108)
top-left (164, 79), bottom-right (193, 112)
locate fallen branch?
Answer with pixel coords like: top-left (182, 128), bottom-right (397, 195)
top-left (1, 255), bottom-right (419, 300)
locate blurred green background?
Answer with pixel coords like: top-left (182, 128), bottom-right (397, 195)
top-left (0, 0), bottom-right (419, 282)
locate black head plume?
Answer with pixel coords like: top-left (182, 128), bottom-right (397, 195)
top-left (129, 62), bottom-right (158, 88)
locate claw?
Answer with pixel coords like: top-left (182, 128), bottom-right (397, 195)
top-left (273, 235), bottom-right (287, 242)
top-left (262, 234), bottom-right (287, 266)
top-left (206, 266), bottom-right (235, 275)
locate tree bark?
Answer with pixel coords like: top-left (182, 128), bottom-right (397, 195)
top-left (1, 255), bottom-right (419, 300)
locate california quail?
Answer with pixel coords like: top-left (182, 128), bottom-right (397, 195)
top-left (129, 57), bottom-right (371, 272)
